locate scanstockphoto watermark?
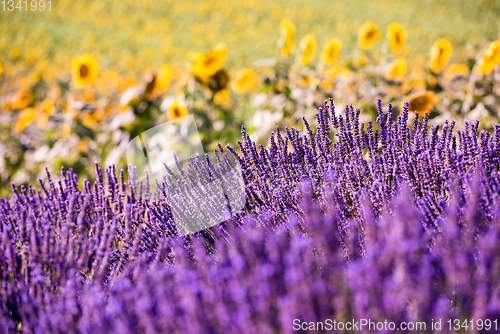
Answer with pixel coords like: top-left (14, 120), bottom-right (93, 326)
top-left (292, 319), bottom-right (428, 332)
top-left (124, 114), bottom-right (246, 236)
top-left (293, 318), bottom-right (499, 332)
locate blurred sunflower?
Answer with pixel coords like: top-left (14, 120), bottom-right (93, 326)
top-left (144, 73), bottom-right (157, 101)
top-left (444, 63), bottom-right (469, 81)
top-left (387, 23), bottom-right (406, 52)
top-left (429, 38), bottom-right (452, 73)
top-left (407, 91), bottom-right (436, 117)
top-left (168, 100), bottom-right (188, 120)
top-left (477, 39), bottom-right (500, 75)
top-left (213, 88), bottom-right (231, 107)
top-left (321, 38), bottom-right (343, 65)
top-left (234, 68), bottom-right (259, 93)
top-left (82, 112), bottom-right (97, 128)
top-left (387, 58), bottom-right (407, 80)
top-left (15, 107), bottom-right (36, 132)
top-left (36, 100), bottom-right (55, 129)
top-left (72, 55), bottom-right (99, 88)
top-left (279, 19), bottom-right (296, 57)
top-left (300, 33), bottom-right (317, 66)
top-left (62, 125), bottom-right (72, 136)
top-left (12, 90), bottom-right (34, 110)
top-left (208, 70), bottom-right (229, 93)
top-left (358, 21), bottom-right (381, 50)
top-left (357, 56), bottom-right (369, 67)
top-left (189, 42), bottom-right (227, 82)
top-left (156, 65), bottom-right (173, 92)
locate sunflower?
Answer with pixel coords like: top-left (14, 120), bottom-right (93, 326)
top-left (407, 91), bottom-right (435, 117)
top-left (41, 100), bottom-right (55, 116)
top-left (300, 33), bottom-right (317, 66)
top-left (234, 68), bottom-right (258, 93)
top-left (477, 39), bottom-right (500, 75)
top-left (358, 21), bottom-right (381, 50)
top-left (213, 89), bottom-right (231, 107)
top-left (36, 100), bottom-right (56, 129)
top-left (82, 109), bottom-right (106, 129)
top-left (429, 38), bottom-right (452, 73)
top-left (208, 69), bottom-right (229, 93)
top-left (357, 56), bottom-right (369, 67)
top-left (144, 73), bottom-right (157, 101)
top-left (321, 38), bottom-right (343, 65)
top-left (279, 19), bottom-right (296, 57)
top-left (387, 58), bottom-right (407, 80)
top-left (189, 42), bottom-right (227, 82)
top-left (168, 100), bottom-right (188, 120)
top-left (12, 90), bottom-right (34, 110)
top-left (444, 63), bottom-right (469, 81)
top-left (72, 55), bottom-right (99, 88)
top-left (387, 23), bottom-right (406, 52)
top-left (156, 65), bottom-right (173, 92)
top-left (15, 107), bottom-right (36, 132)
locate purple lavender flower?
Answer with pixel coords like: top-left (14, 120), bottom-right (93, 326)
top-left (1, 99), bottom-right (500, 333)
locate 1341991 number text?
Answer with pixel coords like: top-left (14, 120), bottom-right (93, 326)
top-left (2, 0), bottom-right (51, 11)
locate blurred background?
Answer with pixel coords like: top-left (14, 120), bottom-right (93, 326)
top-left (0, 0), bottom-right (500, 196)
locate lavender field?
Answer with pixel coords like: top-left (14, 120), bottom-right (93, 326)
top-left (1, 99), bottom-right (500, 333)
top-left (2, 0), bottom-right (500, 333)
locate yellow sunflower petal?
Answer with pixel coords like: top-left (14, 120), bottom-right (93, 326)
top-left (156, 65), bottom-right (173, 92)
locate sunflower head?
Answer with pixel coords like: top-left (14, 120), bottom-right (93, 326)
top-left (12, 90), bottom-right (34, 110)
top-left (387, 23), bottom-right (406, 52)
top-left (429, 38), bottom-right (452, 73)
top-left (321, 38), bottom-right (343, 65)
top-left (387, 58), bottom-right (407, 80)
top-left (190, 42), bottom-right (227, 82)
top-left (477, 39), bottom-right (500, 75)
top-left (208, 69), bottom-right (229, 93)
top-left (300, 33), bottom-right (317, 66)
top-left (235, 68), bottom-right (259, 93)
top-left (357, 56), bottom-right (369, 67)
top-left (407, 91), bottom-right (436, 117)
top-left (168, 100), bottom-right (188, 120)
top-left (444, 63), bottom-right (469, 81)
top-left (279, 19), bottom-right (296, 57)
top-left (72, 55), bottom-right (99, 88)
top-left (358, 21), bottom-right (381, 50)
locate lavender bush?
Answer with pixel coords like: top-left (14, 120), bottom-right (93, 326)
top-left (1, 99), bottom-right (500, 333)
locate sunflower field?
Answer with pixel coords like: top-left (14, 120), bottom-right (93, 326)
top-left (2, 0), bottom-right (500, 332)
top-left (0, 0), bottom-right (499, 195)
